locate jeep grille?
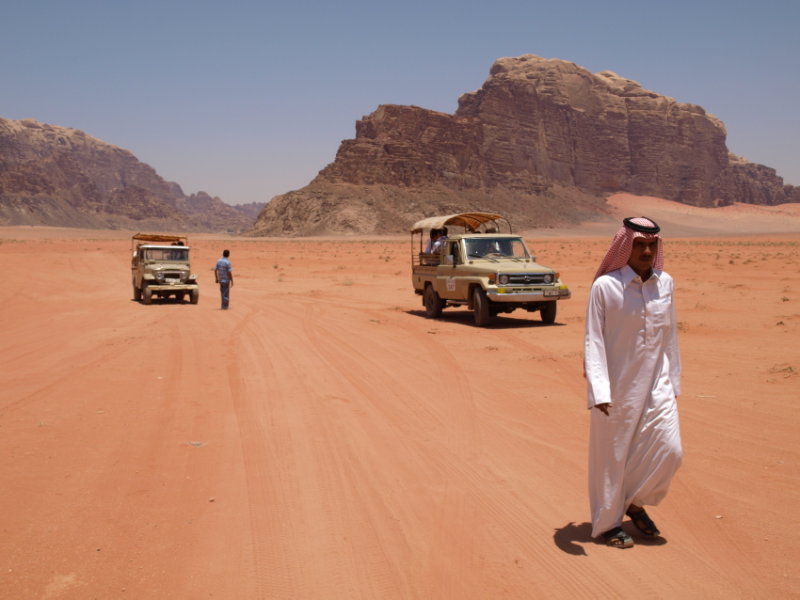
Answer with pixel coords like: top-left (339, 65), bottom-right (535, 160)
top-left (505, 273), bottom-right (553, 285)
top-left (162, 271), bottom-right (186, 283)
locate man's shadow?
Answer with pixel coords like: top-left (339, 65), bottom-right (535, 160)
top-left (553, 522), bottom-right (594, 556)
top-left (554, 521), bottom-right (667, 555)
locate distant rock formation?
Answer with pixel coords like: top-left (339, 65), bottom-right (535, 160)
top-left (0, 117), bottom-right (261, 232)
top-left (251, 54), bottom-right (798, 236)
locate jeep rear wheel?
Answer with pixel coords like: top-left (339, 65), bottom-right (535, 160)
top-left (472, 287), bottom-right (491, 327)
top-left (190, 289), bottom-right (199, 304)
top-left (424, 285), bottom-right (443, 318)
top-left (142, 285), bottom-right (152, 305)
top-left (540, 301), bottom-right (557, 324)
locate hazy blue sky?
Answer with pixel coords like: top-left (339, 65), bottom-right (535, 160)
top-left (2, 0), bottom-right (798, 205)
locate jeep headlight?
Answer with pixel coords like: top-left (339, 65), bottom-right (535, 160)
top-left (155, 272), bottom-right (165, 281)
top-left (543, 273), bottom-right (554, 284)
top-left (498, 274), bottom-right (509, 285)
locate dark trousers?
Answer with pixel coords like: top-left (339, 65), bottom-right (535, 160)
top-left (219, 281), bottom-right (230, 309)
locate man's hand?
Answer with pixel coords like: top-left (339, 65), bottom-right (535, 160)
top-left (595, 403), bottom-right (611, 416)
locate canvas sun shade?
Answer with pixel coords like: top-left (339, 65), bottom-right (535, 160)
top-left (409, 212), bottom-right (508, 234)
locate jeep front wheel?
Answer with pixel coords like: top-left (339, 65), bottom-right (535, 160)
top-left (424, 285), bottom-right (443, 318)
top-left (142, 285), bottom-right (152, 305)
top-left (472, 287), bottom-right (491, 327)
top-left (540, 301), bottom-right (557, 324)
top-left (133, 284), bottom-right (141, 301)
top-left (190, 289), bottom-right (199, 304)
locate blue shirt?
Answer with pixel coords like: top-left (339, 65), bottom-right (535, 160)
top-left (215, 257), bottom-right (232, 283)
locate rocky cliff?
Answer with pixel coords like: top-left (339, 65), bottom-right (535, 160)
top-left (251, 54), bottom-right (798, 236)
top-left (0, 118), bottom-right (260, 232)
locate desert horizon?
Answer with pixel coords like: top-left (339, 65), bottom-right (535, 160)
top-left (1, 194), bottom-right (798, 598)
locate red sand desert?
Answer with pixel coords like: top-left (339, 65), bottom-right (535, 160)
top-left (1, 194), bottom-right (798, 598)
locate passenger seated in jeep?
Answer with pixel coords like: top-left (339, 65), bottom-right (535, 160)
top-left (420, 228), bottom-right (446, 265)
top-left (431, 227), bottom-right (448, 252)
top-left (424, 229), bottom-right (440, 253)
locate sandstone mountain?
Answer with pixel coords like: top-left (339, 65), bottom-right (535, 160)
top-left (251, 54), bottom-right (799, 236)
top-left (0, 118), bottom-right (261, 232)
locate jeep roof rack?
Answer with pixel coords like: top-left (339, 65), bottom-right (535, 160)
top-left (410, 212), bottom-right (510, 234)
top-left (132, 233), bottom-right (189, 244)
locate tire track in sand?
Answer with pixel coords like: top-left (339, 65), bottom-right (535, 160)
top-left (300, 297), bottom-right (493, 598)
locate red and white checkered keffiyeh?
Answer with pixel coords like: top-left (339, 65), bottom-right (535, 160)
top-left (593, 217), bottom-right (664, 281)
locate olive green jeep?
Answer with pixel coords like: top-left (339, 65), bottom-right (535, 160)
top-left (131, 233), bottom-right (199, 305)
top-left (410, 212), bottom-right (570, 326)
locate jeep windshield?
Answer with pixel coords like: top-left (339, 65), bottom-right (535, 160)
top-left (144, 247), bottom-right (189, 262)
top-left (465, 237), bottom-right (529, 259)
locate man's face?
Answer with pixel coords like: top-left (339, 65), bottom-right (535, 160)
top-left (627, 237), bottom-right (658, 276)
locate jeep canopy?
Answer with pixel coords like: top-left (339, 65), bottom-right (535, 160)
top-left (132, 233), bottom-right (189, 245)
top-left (410, 212), bottom-right (510, 234)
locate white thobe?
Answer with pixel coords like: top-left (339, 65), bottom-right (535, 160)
top-left (584, 265), bottom-right (682, 538)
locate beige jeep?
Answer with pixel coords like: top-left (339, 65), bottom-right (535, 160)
top-left (410, 212), bottom-right (570, 326)
top-left (131, 233), bottom-right (199, 305)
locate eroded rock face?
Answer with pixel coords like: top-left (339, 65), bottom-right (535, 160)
top-left (0, 118), bottom-right (259, 231)
top-left (457, 57), bottom-right (733, 205)
top-left (712, 154), bottom-right (800, 206)
top-left (252, 54), bottom-right (796, 236)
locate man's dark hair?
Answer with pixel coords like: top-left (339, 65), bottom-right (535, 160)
top-left (223, 249), bottom-right (230, 258)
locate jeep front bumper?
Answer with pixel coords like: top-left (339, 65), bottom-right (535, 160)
top-left (143, 283), bottom-right (199, 292)
top-left (486, 286), bottom-right (571, 302)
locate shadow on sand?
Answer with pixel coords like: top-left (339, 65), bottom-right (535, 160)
top-left (406, 309), bottom-right (566, 330)
top-left (553, 522), bottom-right (594, 556)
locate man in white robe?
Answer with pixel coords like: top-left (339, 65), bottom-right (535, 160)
top-left (584, 217), bottom-right (683, 548)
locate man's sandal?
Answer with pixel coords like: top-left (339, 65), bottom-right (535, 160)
top-left (626, 506), bottom-right (660, 536)
top-left (602, 527), bottom-right (634, 548)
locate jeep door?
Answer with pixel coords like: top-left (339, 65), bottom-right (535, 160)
top-left (436, 240), bottom-right (469, 301)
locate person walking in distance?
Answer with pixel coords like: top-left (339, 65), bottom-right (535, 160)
top-left (214, 249), bottom-right (233, 310)
top-left (584, 217), bottom-right (682, 548)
